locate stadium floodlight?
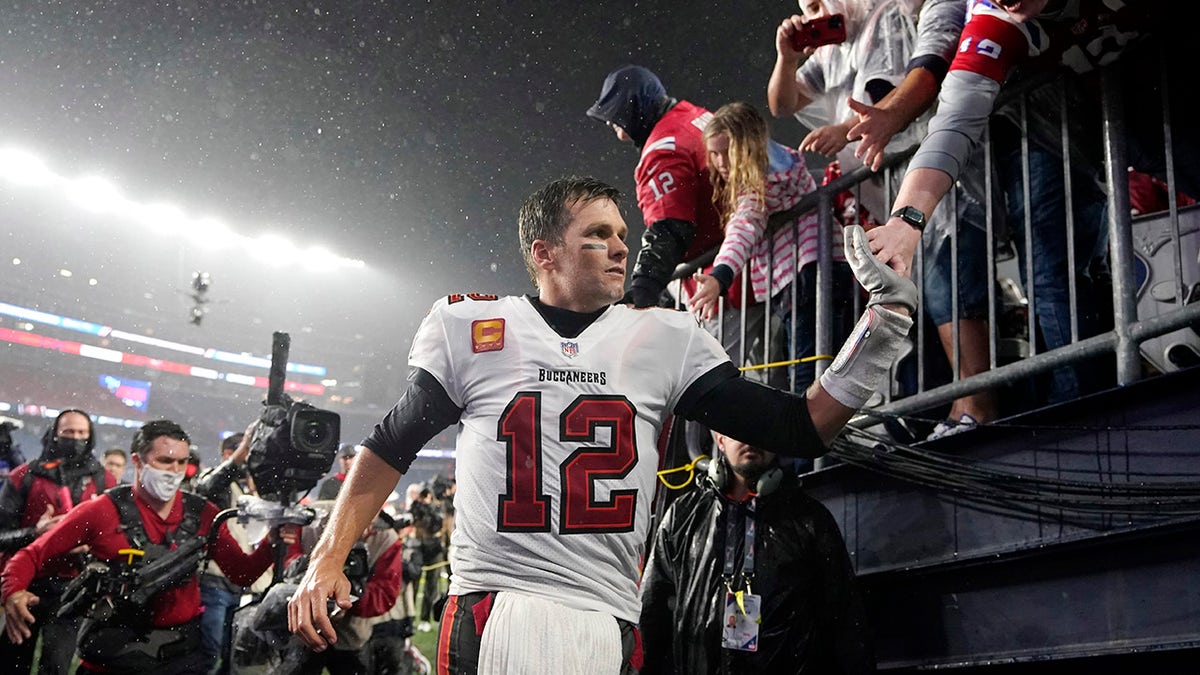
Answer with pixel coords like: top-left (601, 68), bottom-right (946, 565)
top-left (3, 143), bottom-right (367, 271)
top-left (138, 201), bottom-right (189, 235)
top-left (69, 175), bottom-right (128, 215)
top-left (0, 148), bottom-right (55, 186)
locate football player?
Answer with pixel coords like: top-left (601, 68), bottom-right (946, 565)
top-left (289, 175), bottom-right (914, 673)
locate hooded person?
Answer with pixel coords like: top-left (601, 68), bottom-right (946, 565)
top-left (586, 64), bottom-right (726, 310)
top-left (0, 409), bottom-right (111, 553)
top-left (0, 409), bottom-right (116, 675)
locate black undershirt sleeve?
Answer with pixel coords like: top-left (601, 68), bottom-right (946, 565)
top-left (360, 368), bottom-right (464, 475)
top-left (677, 373), bottom-right (828, 459)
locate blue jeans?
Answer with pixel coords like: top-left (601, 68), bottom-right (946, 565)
top-left (922, 188), bottom-right (989, 326)
top-left (1000, 145), bottom-right (1110, 402)
top-left (199, 577), bottom-right (240, 675)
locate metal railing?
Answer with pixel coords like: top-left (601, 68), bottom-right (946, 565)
top-left (670, 53), bottom-right (1199, 446)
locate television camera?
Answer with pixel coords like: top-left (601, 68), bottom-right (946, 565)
top-left (245, 331), bottom-right (341, 505)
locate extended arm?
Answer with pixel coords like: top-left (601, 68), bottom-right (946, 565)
top-left (847, 0), bottom-right (964, 170)
top-left (866, 68), bottom-right (1001, 276)
top-left (288, 448), bottom-right (401, 650)
top-left (2, 502), bottom-right (95, 643)
top-left (768, 15), bottom-right (819, 117)
top-left (689, 192), bottom-right (765, 320)
top-left (684, 225), bottom-right (916, 450)
top-left (847, 67), bottom-right (942, 171)
top-left (869, 3), bottom-right (1024, 275)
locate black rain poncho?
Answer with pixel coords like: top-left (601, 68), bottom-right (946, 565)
top-left (638, 472), bottom-right (875, 674)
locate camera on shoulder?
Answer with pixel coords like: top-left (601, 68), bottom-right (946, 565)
top-left (247, 394), bottom-right (341, 502)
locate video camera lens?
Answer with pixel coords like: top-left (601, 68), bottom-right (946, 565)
top-left (296, 418), bottom-right (333, 452)
top-left (288, 404), bottom-right (340, 455)
top-left (248, 399), bottom-right (341, 501)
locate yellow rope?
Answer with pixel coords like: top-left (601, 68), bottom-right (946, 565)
top-left (656, 455), bottom-right (709, 490)
top-left (738, 354), bottom-right (834, 372)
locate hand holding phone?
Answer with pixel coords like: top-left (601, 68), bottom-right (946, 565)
top-left (792, 14), bottom-right (847, 50)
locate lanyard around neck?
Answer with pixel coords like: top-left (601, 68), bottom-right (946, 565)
top-left (721, 498), bottom-right (757, 586)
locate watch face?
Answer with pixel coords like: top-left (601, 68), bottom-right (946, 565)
top-left (894, 206), bottom-right (924, 227)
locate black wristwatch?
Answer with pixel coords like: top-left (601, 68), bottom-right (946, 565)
top-left (891, 205), bottom-right (926, 231)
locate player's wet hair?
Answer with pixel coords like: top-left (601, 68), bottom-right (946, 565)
top-left (518, 176), bottom-right (622, 285)
top-left (131, 419), bottom-right (191, 457)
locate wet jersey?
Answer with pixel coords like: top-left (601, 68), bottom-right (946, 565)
top-left (406, 294), bottom-right (731, 622)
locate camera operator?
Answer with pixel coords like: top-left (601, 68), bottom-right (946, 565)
top-left (407, 484), bottom-right (444, 632)
top-left (1, 419), bottom-right (276, 675)
top-left (243, 501), bottom-right (409, 674)
top-left (0, 408), bottom-right (115, 675)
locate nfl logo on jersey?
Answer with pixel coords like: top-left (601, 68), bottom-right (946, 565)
top-left (561, 341), bottom-right (579, 359)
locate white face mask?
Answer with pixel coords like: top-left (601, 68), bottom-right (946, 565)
top-left (140, 464), bottom-right (185, 502)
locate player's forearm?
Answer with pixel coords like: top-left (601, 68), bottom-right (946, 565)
top-left (803, 382), bottom-right (857, 447)
top-left (308, 449), bottom-right (400, 568)
top-left (684, 377), bottom-right (828, 458)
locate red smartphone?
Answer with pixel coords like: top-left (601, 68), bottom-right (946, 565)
top-left (791, 14), bottom-right (847, 50)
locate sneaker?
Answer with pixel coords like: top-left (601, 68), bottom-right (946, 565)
top-left (927, 413), bottom-right (980, 441)
top-left (417, 621), bottom-right (432, 632)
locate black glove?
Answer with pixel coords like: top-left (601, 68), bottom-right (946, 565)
top-left (625, 218), bottom-right (695, 307)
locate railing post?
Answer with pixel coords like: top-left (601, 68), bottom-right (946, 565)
top-left (815, 191), bottom-right (835, 383)
top-left (1099, 65), bottom-right (1141, 386)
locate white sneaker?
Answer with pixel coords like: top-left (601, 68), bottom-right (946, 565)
top-left (927, 413), bottom-right (980, 441)
top-left (417, 621), bottom-right (432, 632)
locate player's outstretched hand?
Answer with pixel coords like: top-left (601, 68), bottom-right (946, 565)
top-left (845, 225), bottom-right (917, 314)
top-left (287, 556), bottom-right (354, 651)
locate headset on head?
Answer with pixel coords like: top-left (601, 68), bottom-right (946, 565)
top-left (705, 453), bottom-right (783, 497)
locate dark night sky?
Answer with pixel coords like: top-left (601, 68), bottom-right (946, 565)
top-left (0, 1), bottom-right (813, 422)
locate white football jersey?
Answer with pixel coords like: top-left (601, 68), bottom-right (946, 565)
top-left (408, 294), bottom-right (731, 622)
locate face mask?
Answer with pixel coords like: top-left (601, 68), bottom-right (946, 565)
top-left (47, 437), bottom-right (88, 461)
top-left (140, 464), bottom-right (185, 501)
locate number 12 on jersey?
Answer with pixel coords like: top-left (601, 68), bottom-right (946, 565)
top-left (647, 171), bottom-right (676, 200)
top-left (497, 392), bottom-right (639, 534)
